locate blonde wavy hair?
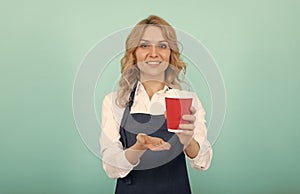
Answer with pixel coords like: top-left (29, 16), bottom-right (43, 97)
top-left (116, 15), bottom-right (187, 107)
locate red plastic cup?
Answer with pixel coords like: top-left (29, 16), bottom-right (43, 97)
top-left (165, 97), bottom-right (192, 133)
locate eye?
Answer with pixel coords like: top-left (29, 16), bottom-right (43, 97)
top-left (159, 43), bottom-right (168, 49)
top-left (139, 43), bottom-right (150, 48)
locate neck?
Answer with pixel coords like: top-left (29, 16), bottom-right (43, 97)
top-left (139, 72), bottom-right (165, 84)
top-left (140, 80), bottom-right (165, 100)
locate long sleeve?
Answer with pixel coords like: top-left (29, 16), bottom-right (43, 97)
top-left (184, 93), bottom-right (213, 171)
top-left (100, 88), bottom-right (213, 178)
top-left (100, 93), bottom-right (139, 178)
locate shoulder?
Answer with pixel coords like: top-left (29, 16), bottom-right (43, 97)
top-left (102, 92), bottom-right (117, 104)
top-left (102, 92), bottom-right (119, 112)
top-left (102, 92), bottom-right (125, 123)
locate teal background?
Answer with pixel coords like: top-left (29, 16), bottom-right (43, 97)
top-left (1, 0), bottom-right (299, 193)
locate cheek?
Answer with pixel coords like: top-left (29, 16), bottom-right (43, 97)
top-left (163, 53), bottom-right (171, 63)
top-left (135, 51), bottom-right (145, 62)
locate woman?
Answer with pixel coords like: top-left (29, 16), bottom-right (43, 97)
top-left (100, 15), bottom-right (212, 194)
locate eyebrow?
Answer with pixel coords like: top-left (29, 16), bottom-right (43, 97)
top-left (140, 39), bottom-right (168, 43)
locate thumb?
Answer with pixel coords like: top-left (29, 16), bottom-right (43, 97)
top-left (137, 133), bottom-right (149, 144)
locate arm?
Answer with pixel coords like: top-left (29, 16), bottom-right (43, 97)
top-left (100, 93), bottom-right (139, 178)
top-left (125, 133), bottom-right (171, 165)
top-left (182, 93), bottom-right (213, 171)
top-left (184, 138), bottom-right (200, 159)
top-left (100, 93), bottom-right (171, 178)
top-left (177, 94), bottom-right (212, 170)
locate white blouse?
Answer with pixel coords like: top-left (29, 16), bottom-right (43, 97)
top-left (100, 82), bottom-right (213, 178)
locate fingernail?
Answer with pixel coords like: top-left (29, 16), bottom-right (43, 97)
top-left (183, 115), bottom-right (190, 119)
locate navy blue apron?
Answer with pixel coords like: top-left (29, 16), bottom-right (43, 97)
top-left (115, 82), bottom-right (192, 194)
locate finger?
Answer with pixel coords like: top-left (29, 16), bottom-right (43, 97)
top-left (178, 130), bottom-right (194, 136)
top-left (150, 142), bottom-right (171, 151)
top-left (159, 142), bottom-right (171, 150)
top-left (148, 136), bottom-right (162, 144)
top-left (190, 106), bottom-right (196, 115)
top-left (144, 137), bottom-right (161, 147)
top-left (161, 142), bottom-right (171, 150)
top-left (147, 137), bottom-right (169, 147)
top-left (164, 111), bottom-right (166, 118)
top-left (182, 115), bottom-right (196, 122)
top-left (179, 123), bottom-right (195, 130)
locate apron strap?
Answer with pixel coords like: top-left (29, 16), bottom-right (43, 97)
top-left (119, 81), bottom-right (138, 185)
top-left (127, 81), bottom-right (138, 108)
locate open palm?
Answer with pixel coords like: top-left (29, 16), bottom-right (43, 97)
top-left (136, 133), bottom-right (171, 151)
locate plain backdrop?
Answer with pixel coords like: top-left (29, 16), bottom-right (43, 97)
top-left (1, 0), bottom-right (299, 193)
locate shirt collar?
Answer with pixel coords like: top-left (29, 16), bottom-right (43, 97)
top-left (135, 81), bottom-right (169, 96)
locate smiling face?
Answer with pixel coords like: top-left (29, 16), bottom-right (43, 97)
top-left (135, 26), bottom-right (171, 83)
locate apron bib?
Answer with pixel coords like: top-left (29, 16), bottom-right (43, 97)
top-left (115, 83), bottom-right (191, 194)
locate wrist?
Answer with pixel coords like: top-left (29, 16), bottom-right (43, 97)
top-left (184, 138), bottom-right (195, 148)
top-left (184, 139), bottom-right (200, 159)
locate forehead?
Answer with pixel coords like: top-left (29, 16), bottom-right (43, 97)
top-left (141, 26), bottom-right (165, 41)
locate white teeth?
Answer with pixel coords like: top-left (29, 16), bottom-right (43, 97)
top-left (147, 61), bottom-right (160, 65)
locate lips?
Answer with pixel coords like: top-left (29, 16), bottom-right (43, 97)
top-left (146, 61), bottom-right (161, 65)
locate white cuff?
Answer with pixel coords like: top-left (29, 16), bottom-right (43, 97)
top-left (185, 140), bottom-right (213, 171)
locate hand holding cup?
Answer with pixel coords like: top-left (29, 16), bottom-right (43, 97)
top-left (164, 89), bottom-right (196, 146)
top-left (176, 106), bottom-right (196, 146)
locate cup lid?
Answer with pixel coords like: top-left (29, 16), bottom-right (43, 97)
top-left (165, 89), bottom-right (193, 99)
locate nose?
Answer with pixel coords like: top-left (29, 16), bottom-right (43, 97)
top-left (149, 45), bottom-right (158, 57)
